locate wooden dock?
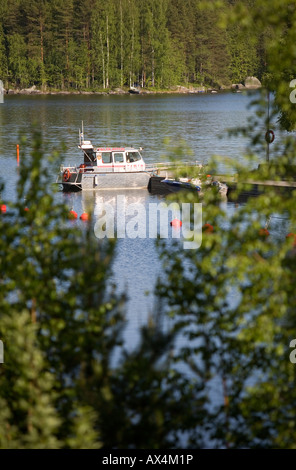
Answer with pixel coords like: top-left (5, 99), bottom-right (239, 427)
top-left (217, 176), bottom-right (296, 202)
top-left (149, 174), bottom-right (296, 201)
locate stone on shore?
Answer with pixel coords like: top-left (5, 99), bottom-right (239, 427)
top-left (19, 85), bottom-right (41, 94)
top-left (244, 76), bottom-right (261, 89)
top-left (231, 83), bottom-right (246, 90)
top-left (114, 88), bottom-right (127, 94)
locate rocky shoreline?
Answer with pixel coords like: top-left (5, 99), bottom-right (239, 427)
top-left (5, 77), bottom-right (261, 96)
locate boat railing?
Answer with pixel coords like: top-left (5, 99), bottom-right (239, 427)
top-left (145, 161), bottom-right (203, 175)
top-left (56, 161), bottom-right (204, 184)
top-left (56, 165), bottom-right (81, 185)
top-left (146, 161), bottom-right (202, 169)
top-left (59, 165), bottom-right (78, 172)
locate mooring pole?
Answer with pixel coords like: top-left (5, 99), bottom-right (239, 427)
top-left (266, 89), bottom-right (270, 163)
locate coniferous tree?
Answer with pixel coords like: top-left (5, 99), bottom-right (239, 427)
top-left (0, 0), bottom-right (266, 90)
top-left (7, 33), bottom-right (28, 87)
top-left (156, 0), bottom-right (296, 448)
top-left (0, 24), bottom-right (7, 85)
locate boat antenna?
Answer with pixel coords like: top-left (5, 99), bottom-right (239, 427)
top-left (81, 121), bottom-right (84, 144)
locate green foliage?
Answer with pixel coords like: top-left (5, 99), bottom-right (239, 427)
top-left (156, 145), bottom-right (296, 447)
top-left (3, 0), bottom-right (296, 450)
top-left (0, 24), bottom-right (7, 82)
top-left (155, 1), bottom-right (296, 448)
top-left (227, 23), bottom-right (259, 83)
top-left (0, 128), bottom-right (119, 447)
top-left (7, 33), bottom-right (28, 87)
top-left (0, 311), bottom-right (60, 449)
top-left (223, 0), bottom-right (296, 129)
top-left (0, 0), bottom-right (263, 90)
top-left (0, 128), bottom-right (203, 448)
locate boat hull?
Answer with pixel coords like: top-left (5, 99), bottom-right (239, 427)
top-left (62, 171), bottom-right (151, 191)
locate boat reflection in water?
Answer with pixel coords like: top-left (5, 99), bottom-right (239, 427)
top-left (80, 189), bottom-right (164, 346)
top-left (82, 189), bottom-right (180, 242)
top-left (81, 189), bottom-right (202, 252)
top-left (82, 190), bottom-right (149, 239)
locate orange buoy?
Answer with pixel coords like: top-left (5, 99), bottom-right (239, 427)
top-left (259, 228), bottom-right (270, 238)
top-left (170, 218), bottom-right (182, 227)
top-left (80, 212), bottom-right (89, 221)
top-left (69, 210), bottom-right (78, 220)
top-left (1, 204), bottom-right (7, 213)
top-left (202, 223), bottom-right (214, 233)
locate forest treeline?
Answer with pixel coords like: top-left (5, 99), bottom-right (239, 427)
top-left (0, 0), bottom-right (265, 91)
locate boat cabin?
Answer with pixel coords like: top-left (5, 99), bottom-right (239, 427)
top-left (79, 142), bottom-right (146, 173)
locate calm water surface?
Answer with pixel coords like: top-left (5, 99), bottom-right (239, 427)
top-left (0, 92), bottom-right (258, 343)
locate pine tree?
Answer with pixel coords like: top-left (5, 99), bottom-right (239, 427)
top-left (0, 24), bottom-right (7, 85)
top-left (7, 33), bottom-right (28, 87)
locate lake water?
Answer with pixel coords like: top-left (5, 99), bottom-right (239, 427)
top-left (0, 92), bottom-right (257, 343)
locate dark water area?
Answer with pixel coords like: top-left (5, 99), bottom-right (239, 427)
top-left (0, 92), bottom-right (258, 341)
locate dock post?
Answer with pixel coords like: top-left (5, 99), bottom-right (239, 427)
top-left (16, 144), bottom-right (20, 166)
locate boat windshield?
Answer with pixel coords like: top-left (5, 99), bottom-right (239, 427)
top-left (126, 151), bottom-right (141, 163)
top-left (84, 149), bottom-right (96, 163)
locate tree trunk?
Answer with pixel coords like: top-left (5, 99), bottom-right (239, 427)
top-left (106, 15), bottom-right (109, 88)
top-left (151, 47), bottom-right (155, 87)
top-left (130, 17), bottom-right (135, 87)
top-left (40, 14), bottom-right (46, 89)
top-left (120, 0), bottom-right (123, 87)
top-left (99, 32), bottom-right (105, 89)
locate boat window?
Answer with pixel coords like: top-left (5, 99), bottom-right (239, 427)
top-left (126, 151), bottom-right (141, 163)
top-left (114, 152), bottom-right (124, 163)
top-left (101, 152), bottom-right (112, 164)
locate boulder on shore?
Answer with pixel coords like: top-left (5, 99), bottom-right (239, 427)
top-left (189, 86), bottom-right (206, 93)
top-left (19, 85), bottom-right (41, 94)
top-left (114, 87), bottom-right (127, 94)
top-left (171, 85), bottom-right (190, 93)
top-left (244, 76), bottom-right (261, 89)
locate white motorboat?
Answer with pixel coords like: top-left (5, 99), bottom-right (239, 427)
top-left (58, 126), bottom-right (154, 191)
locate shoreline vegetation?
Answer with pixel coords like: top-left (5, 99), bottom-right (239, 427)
top-left (4, 76), bottom-right (261, 96)
top-left (0, 1), bottom-right (265, 98)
